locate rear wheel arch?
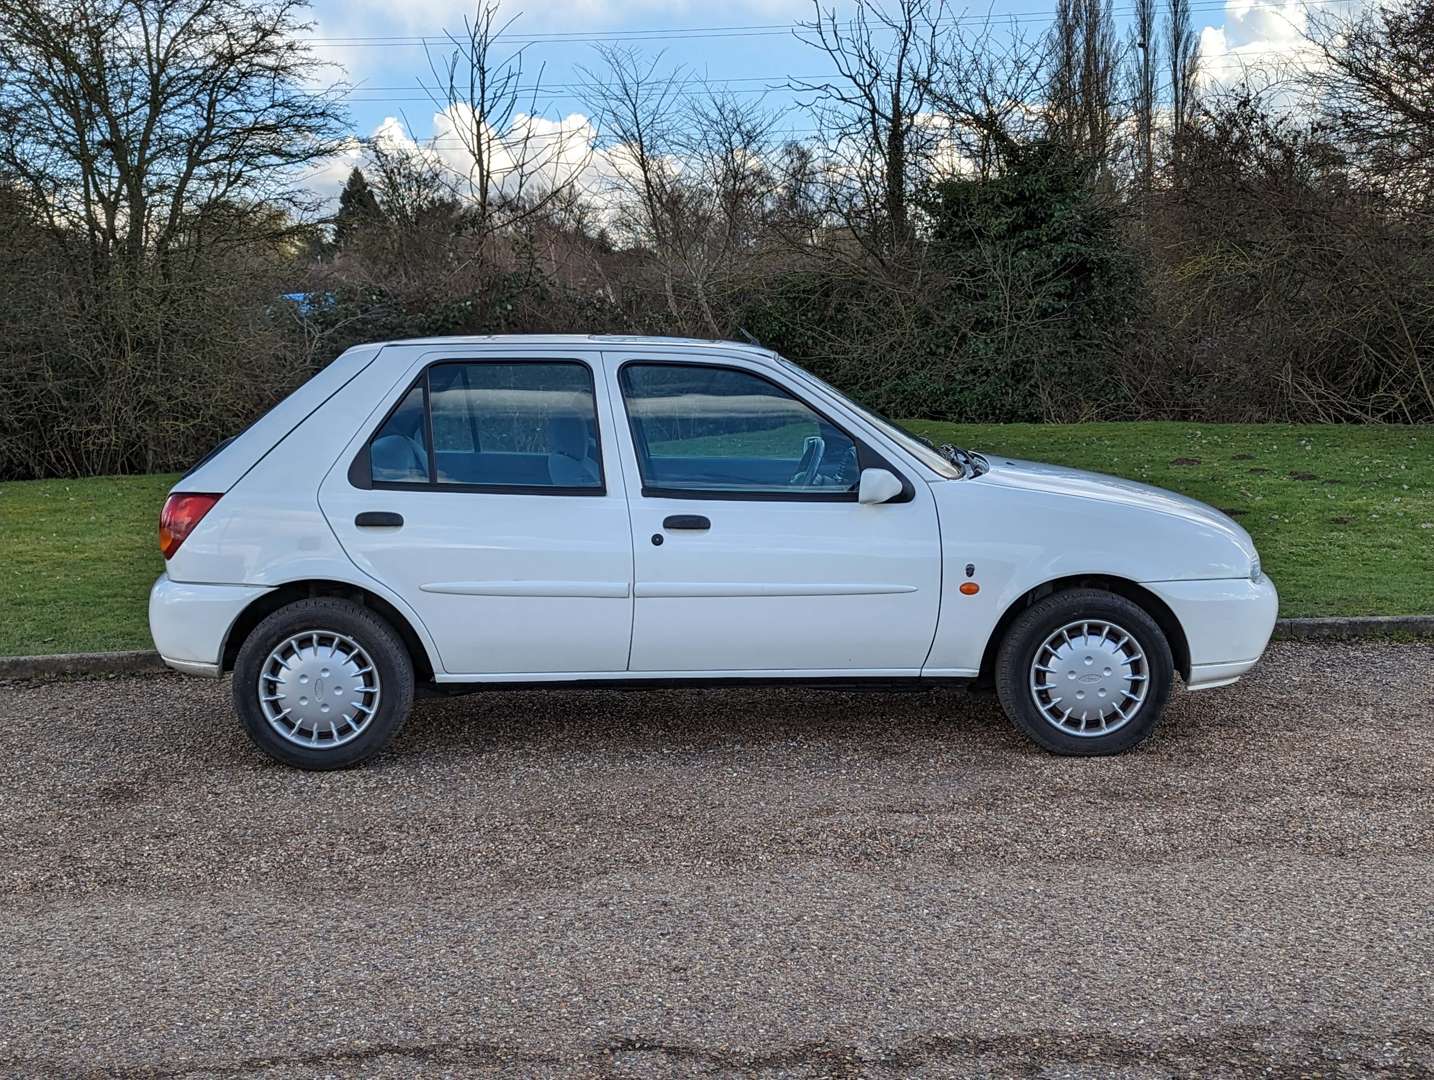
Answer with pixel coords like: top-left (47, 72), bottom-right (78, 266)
top-left (977, 575), bottom-right (1190, 685)
top-left (221, 579), bottom-right (436, 682)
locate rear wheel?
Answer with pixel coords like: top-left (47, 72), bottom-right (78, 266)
top-left (995, 588), bottom-right (1173, 755)
top-left (233, 597), bottom-right (414, 770)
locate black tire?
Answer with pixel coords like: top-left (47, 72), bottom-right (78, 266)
top-left (232, 597), bottom-right (415, 770)
top-left (995, 588), bottom-right (1174, 756)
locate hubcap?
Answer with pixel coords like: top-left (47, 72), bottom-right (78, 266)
top-left (258, 631), bottom-right (380, 749)
top-left (1029, 619), bottom-right (1148, 737)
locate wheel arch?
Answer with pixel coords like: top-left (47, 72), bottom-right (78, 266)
top-left (221, 579), bottom-right (437, 681)
top-left (977, 575), bottom-right (1191, 684)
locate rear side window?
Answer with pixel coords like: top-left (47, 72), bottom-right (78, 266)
top-left (619, 362), bottom-right (860, 497)
top-left (366, 361), bottom-right (603, 492)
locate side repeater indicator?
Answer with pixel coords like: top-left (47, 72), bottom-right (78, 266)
top-left (960, 562), bottom-right (979, 595)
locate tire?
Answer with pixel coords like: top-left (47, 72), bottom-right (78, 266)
top-left (995, 588), bottom-right (1174, 756)
top-left (232, 597), bottom-right (415, 770)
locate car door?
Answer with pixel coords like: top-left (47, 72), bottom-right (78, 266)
top-left (601, 351), bottom-right (942, 674)
top-left (319, 349), bottom-right (634, 677)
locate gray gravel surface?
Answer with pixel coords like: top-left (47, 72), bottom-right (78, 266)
top-left (1, 642), bottom-right (1431, 1078)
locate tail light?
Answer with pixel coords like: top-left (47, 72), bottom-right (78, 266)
top-left (159, 492), bottom-right (222, 559)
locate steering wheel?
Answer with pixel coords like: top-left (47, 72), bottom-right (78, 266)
top-left (790, 435), bottom-right (826, 486)
top-left (829, 443), bottom-right (859, 488)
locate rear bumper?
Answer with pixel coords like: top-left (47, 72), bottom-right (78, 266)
top-left (1143, 575), bottom-right (1279, 691)
top-left (148, 575), bottom-right (272, 678)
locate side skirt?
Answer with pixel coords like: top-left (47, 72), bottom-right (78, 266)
top-left (418, 674), bottom-right (975, 697)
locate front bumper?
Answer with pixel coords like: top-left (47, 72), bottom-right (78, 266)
top-left (1143, 574), bottom-right (1279, 691)
top-left (148, 576), bottom-right (273, 678)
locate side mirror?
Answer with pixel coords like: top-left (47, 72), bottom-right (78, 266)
top-left (857, 467), bottom-right (904, 505)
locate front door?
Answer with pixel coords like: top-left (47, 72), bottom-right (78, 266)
top-left (602, 353), bottom-right (942, 675)
top-left (320, 352), bottom-right (633, 677)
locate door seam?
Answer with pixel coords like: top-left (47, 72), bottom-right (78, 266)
top-left (599, 350), bottom-right (640, 672)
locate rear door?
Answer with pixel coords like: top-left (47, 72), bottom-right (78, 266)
top-left (319, 348), bottom-right (634, 677)
top-left (601, 351), bottom-right (942, 675)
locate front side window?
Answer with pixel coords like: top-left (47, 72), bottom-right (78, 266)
top-left (368, 361), bottom-right (603, 491)
top-left (775, 356), bottom-right (964, 480)
top-left (619, 363), bottom-right (861, 496)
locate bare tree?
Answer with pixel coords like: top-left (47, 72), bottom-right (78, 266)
top-left (792, 0), bottom-right (944, 261)
top-left (1167, 0), bottom-right (1201, 171)
top-left (422, 2), bottom-right (590, 249)
top-left (770, 140), bottom-right (825, 238)
top-left (1304, 0), bottom-right (1434, 207)
top-left (1046, 0), bottom-right (1123, 168)
top-left (580, 46), bottom-right (780, 336)
top-left (927, 19), bottom-right (1050, 181)
top-left (685, 91), bottom-right (780, 259)
top-left (580, 46), bottom-right (689, 323)
top-left (0, 0), bottom-right (346, 280)
top-left (342, 136), bottom-right (468, 295)
top-left (1129, 0), bottom-right (1160, 191)
top-left (580, 47), bottom-right (685, 252)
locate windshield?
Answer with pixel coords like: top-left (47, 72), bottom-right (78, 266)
top-left (775, 356), bottom-right (965, 479)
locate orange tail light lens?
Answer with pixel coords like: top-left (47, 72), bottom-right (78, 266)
top-left (159, 493), bottom-right (222, 559)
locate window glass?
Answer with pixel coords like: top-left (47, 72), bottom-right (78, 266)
top-left (776, 356), bottom-right (963, 479)
top-left (369, 384), bottom-right (430, 483)
top-left (620, 363), bottom-right (860, 495)
top-left (425, 361), bottom-right (602, 489)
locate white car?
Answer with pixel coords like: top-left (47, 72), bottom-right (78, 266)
top-left (150, 335), bottom-right (1277, 769)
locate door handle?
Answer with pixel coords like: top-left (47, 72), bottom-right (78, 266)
top-left (663, 514), bottom-right (710, 530)
top-left (355, 511), bottom-right (404, 527)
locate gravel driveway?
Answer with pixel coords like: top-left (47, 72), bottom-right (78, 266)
top-left (1, 642), bottom-right (1431, 1078)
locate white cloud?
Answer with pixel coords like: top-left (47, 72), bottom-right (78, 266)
top-left (429, 105), bottom-right (601, 197)
top-left (297, 136), bottom-right (367, 205)
top-left (299, 109), bottom-right (614, 209)
top-left (1196, 0), bottom-right (1322, 87)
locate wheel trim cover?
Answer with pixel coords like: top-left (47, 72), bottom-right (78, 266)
top-left (1028, 619), bottom-right (1149, 737)
top-left (258, 630), bottom-right (381, 749)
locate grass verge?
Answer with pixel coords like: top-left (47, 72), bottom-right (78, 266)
top-left (0, 422), bottom-right (1429, 655)
top-left (1, 473), bottom-right (179, 655)
top-left (906, 421), bottom-right (1432, 619)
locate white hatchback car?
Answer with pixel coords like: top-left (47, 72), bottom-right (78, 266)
top-left (150, 335), bottom-right (1277, 768)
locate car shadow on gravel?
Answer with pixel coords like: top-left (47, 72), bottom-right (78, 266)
top-left (389, 683), bottom-right (1022, 761)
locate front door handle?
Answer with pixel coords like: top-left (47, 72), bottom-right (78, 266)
top-left (663, 514), bottom-right (710, 531)
top-left (355, 511), bottom-right (404, 528)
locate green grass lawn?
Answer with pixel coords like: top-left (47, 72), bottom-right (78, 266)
top-left (0, 422), bottom-right (1429, 655)
top-left (1, 472), bottom-right (179, 655)
top-left (907, 421), bottom-right (1433, 619)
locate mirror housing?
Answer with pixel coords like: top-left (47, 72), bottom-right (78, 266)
top-left (857, 467), bottom-right (904, 505)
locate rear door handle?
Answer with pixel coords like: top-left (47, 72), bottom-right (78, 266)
top-left (355, 511), bottom-right (404, 527)
top-left (663, 514), bottom-right (710, 530)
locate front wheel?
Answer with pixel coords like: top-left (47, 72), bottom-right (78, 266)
top-left (232, 597), bottom-right (415, 770)
top-left (995, 588), bottom-right (1174, 755)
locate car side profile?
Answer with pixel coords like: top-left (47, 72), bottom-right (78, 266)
top-left (149, 335), bottom-right (1278, 769)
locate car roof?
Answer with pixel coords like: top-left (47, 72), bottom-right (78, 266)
top-left (369, 334), bottom-right (780, 364)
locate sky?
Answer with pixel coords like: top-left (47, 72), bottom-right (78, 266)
top-left (298, 0), bottom-right (1336, 201)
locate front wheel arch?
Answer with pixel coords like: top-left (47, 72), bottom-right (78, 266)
top-left (977, 576), bottom-right (1190, 687)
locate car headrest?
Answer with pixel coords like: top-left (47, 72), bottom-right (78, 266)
top-left (371, 434), bottom-right (427, 482)
top-left (548, 414), bottom-right (590, 461)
